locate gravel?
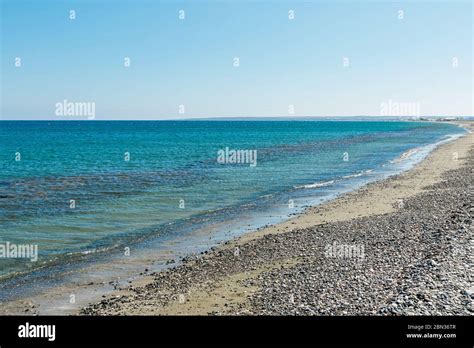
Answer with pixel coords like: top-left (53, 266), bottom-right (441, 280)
top-left (81, 148), bottom-right (473, 316)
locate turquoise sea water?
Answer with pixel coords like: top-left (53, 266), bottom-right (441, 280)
top-left (0, 121), bottom-right (465, 282)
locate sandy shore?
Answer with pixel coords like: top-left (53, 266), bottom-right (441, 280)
top-left (81, 121), bottom-right (473, 315)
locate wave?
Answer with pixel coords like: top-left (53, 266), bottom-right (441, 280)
top-left (390, 148), bottom-right (420, 163)
top-left (294, 180), bottom-right (335, 189)
top-left (342, 169), bottom-right (373, 179)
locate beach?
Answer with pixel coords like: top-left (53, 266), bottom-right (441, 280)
top-left (79, 121), bottom-right (473, 315)
top-left (1, 2), bottom-right (471, 346)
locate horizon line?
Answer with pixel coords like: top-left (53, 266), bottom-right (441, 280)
top-left (1, 116), bottom-right (472, 122)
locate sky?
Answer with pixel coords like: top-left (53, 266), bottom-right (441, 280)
top-left (1, 0), bottom-right (472, 120)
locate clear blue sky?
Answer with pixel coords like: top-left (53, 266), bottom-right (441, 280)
top-left (1, 0), bottom-right (472, 119)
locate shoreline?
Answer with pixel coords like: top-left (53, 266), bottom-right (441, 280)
top-left (80, 121), bottom-right (473, 315)
top-left (0, 121), bottom-right (471, 315)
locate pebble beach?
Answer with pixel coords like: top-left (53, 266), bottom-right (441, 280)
top-left (81, 122), bottom-right (473, 316)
